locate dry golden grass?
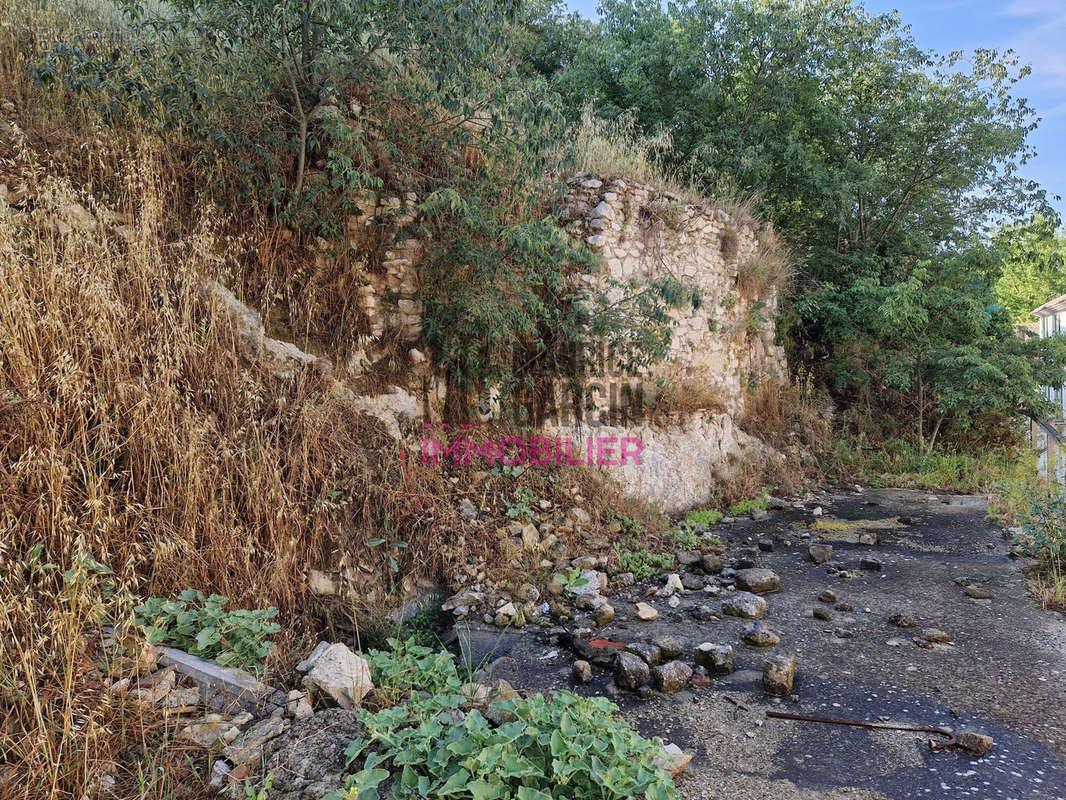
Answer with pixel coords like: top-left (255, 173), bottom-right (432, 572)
top-left (737, 224), bottom-right (792, 299)
top-left (0, 128), bottom-right (471, 796)
top-left (642, 375), bottom-right (728, 420)
top-left (738, 371), bottom-right (832, 495)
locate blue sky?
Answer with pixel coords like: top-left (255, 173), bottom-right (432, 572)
top-left (563, 0), bottom-right (1066, 217)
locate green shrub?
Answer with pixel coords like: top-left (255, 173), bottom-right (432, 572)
top-left (728, 496), bottom-right (768, 516)
top-left (667, 523), bottom-right (701, 549)
top-left (134, 589), bottom-right (279, 673)
top-left (614, 541), bottom-right (674, 581)
top-left (338, 641), bottom-right (678, 800)
top-left (684, 508), bottom-right (723, 526)
top-left (505, 486), bottom-right (537, 521)
top-left (1020, 492), bottom-right (1066, 575)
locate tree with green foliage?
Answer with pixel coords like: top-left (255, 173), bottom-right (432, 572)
top-left (994, 217), bottom-right (1066, 324)
top-left (539, 0), bottom-right (1059, 443)
top-left (833, 245), bottom-right (1066, 449)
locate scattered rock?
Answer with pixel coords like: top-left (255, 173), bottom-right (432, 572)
top-left (652, 634), bottom-right (684, 660)
top-left (667, 595), bottom-right (681, 608)
top-left (734, 568), bottom-right (780, 594)
top-left (700, 554), bottom-right (723, 574)
top-left (889, 611), bottom-right (918, 628)
top-left (741, 621), bottom-right (780, 648)
top-left (920, 628), bottom-right (951, 643)
top-left (615, 651), bottom-right (651, 690)
top-left (835, 602), bottom-right (854, 612)
top-left (676, 550), bottom-right (701, 567)
top-left (813, 607), bottom-right (832, 622)
top-left (625, 642), bottom-right (662, 666)
top-left (256, 708), bottom-right (366, 800)
top-left (808, 544), bottom-right (833, 565)
top-left (520, 524), bottom-right (539, 550)
top-left (663, 573), bottom-right (685, 595)
top-left (652, 660), bottom-right (693, 693)
top-left (751, 508), bottom-right (769, 521)
top-left (458, 498), bottom-right (478, 520)
top-left (161, 686), bottom-right (201, 714)
top-left (859, 558), bottom-right (883, 572)
top-left (568, 507), bottom-right (591, 526)
top-left (571, 569), bottom-right (606, 597)
top-left (284, 690), bottom-right (313, 720)
top-left (592, 602), bottom-right (615, 626)
top-left (224, 716), bottom-right (290, 769)
top-left (681, 573), bottom-right (705, 590)
top-left (757, 538), bottom-right (774, 552)
top-left (691, 603), bottom-right (717, 621)
top-left (722, 591), bottom-right (767, 620)
top-left (763, 654), bottom-right (797, 696)
top-left (308, 569), bottom-right (337, 596)
top-left (209, 760), bottom-right (232, 789)
top-left (572, 660), bottom-right (592, 684)
top-left (180, 714), bottom-right (234, 748)
top-left (635, 602), bottom-right (659, 621)
top-left (301, 643), bottom-right (373, 709)
top-left (818, 589), bottom-right (837, 603)
top-left (693, 643), bottom-right (734, 675)
top-left (956, 731), bottom-right (994, 757)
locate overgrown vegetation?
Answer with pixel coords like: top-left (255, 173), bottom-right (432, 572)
top-left (345, 641), bottom-right (678, 800)
top-left (534, 0), bottom-right (1066, 448)
top-left (135, 590), bottom-right (280, 673)
top-left (614, 540), bottom-right (675, 581)
top-left (685, 508), bottom-right (723, 526)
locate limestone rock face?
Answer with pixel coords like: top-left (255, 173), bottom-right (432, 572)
top-left (301, 644), bottom-right (373, 709)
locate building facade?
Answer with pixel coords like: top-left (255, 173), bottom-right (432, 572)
top-left (1032, 293), bottom-right (1066, 482)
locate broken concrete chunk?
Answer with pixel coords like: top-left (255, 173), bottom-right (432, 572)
top-left (301, 643), bottom-right (373, 709)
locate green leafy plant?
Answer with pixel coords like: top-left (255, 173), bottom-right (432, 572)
top-left (505, 486), bottom-right (537, 521)
top-left (244, 775), bottom-right (273, 800)
top-left (552, 567), bottom-right (591, 595)
top-left (336, 641), bottom-right (677, 800)
top-left (134, 589), bottom-right (280, 673)
top-left (1020, 492), bottom-right (1066, 575)
top-left (614, 541), bottom-right (675, 581)
top-left (667, 523), bottom-right (701, 549)
top-left (685, 508), bottom-right (723, 526)
top-left (603, 508), bottom-right (645, 536)
top-left (366, 513), bottom-right (408, 573)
